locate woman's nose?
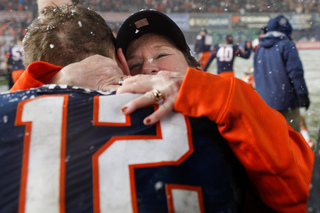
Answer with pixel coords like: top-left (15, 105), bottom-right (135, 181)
top-left (141, 59), bottom-right (159, 75)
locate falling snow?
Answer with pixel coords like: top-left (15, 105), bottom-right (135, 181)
top-left (3, 115), bottom-right (8, 123)
top-left (154, 181), bottom-right (163, 191)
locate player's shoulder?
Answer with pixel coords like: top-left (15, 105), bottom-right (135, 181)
top-left (0, 85), bottom-right (114, 103)
top-left (36, 84), bottom-right (114, 96)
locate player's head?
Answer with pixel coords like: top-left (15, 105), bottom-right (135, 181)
top-left (16, 34), bottom-right (24, 44)
top-left (267, 15), bottom-right (292, 40)
top-left (258, 26), bottom-right (267, 37)
top-left (200, 28), bottom-right (207, 35)
top-left (116, 9), bottom-right (199, 75)
top-left (16, 34), bottom-right (24, 41)
top-left (225, 34), bottom-right (234, 44)
top-left (23, 4), bottom-right (116, 67)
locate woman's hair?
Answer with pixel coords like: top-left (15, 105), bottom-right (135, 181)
top-left (23, 4), bottom-right (115, 67)
top-left (164, 35), bottom-right (200, 68)
top-left (183, 51), bottom-right (200, 68)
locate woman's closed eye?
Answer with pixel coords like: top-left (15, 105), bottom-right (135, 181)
top-left (129, 53), bottom-right (171, 70)
top-left (156, 53), bottom-right (171, 59)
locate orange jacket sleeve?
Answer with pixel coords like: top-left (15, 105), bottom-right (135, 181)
top-left (174, 68), bottom-right (314, 213)
top-left (10, 61), bottom-right (62, 92)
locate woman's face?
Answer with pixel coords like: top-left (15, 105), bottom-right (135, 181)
top-left (125, 33), bottom-right (189, 76)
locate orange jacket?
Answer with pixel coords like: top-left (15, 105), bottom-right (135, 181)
top-left (175, 68), bottom-right (314, 213)
top-left (10, 61), bottom-right (62, 92)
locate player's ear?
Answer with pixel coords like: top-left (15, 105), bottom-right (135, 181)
top-left (116, 48), bottom-right (130, 76)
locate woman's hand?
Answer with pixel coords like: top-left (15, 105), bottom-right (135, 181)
top-left (116, 71), bottom-right (185, 125)
top-left (48, 54), bottom-right (128, 91)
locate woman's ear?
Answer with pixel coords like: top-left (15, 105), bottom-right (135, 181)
top-left (116, 48), bottom-right (130, 76)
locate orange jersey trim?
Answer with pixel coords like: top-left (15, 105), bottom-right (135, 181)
top-left (10, 61), bottom-right (62, 92)
top-left (174, 68), bottom-right (314, 212)
top-left (15, 95), bottom-right (69, 213)
top-left (93, 96), bottom-right (132, 126)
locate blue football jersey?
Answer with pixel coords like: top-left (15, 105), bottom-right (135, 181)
top-left (0, 85), bottom-right (246, 213)
top-left (7, 44), bottom-right (25, 71)
top-left (205, 44), bottom-right (251, 73)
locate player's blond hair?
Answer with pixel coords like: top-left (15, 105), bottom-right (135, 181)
top-left (23, 4), bottom-right (115, 67)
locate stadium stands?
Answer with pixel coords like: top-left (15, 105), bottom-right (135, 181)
top-left (0, 0), bottom-right (319, 14)
top-left (0, 0), bottom-right (319, 73)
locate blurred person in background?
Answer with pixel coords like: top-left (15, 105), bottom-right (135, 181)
top-left (5, 33), bottom-right (25, 88)
top-left (37, 0), bottom-right (75, 12)
top-left (254, 15), bottom-right (310, 132)
top-left (242, 26), bottom-right (267, 90)
top-left (252, 26), bottom-right (268, 51)
top-left (300, 116), bottom-right (314, 148)
top-left (203, 34), bottom-right (252, 78)
top-left (242, 66), bottom-right (255, 89)
top-left (194, 28), bottom-right (212, 69)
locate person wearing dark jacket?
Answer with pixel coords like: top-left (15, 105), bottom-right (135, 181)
top-left (253, 15), bottom-right (310, 132)
top-left (203, 34), bottom-right (251, 78)
top-left (194, 28), bottom-right (212, 69)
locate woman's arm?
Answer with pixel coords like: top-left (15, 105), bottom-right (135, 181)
top-left (175, 68), bottom-right (314, 213)
top-left (117, 67), bottom-right (314, 212)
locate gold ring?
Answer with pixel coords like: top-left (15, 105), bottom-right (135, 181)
top-left (152, 89), bottom-right (163, 102)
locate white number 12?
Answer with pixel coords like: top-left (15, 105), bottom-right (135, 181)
top-left (15, 94), bottom-right (203, 213)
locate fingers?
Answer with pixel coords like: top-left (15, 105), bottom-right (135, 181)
top-left (116, 82), bottom-right (138, 94)
top-left (116, 73), bottom-right (181, 125)
top-left (116, 75), bottom-right (153, 94)
top-left (120, 91), bottom-right (174, 126)
top-left (143, 101), bottom-right (174, 125)
top-left (116, 73), bottom-right (176, 94)
top-left (121, 90), bottom-right (157, 114)
top-left (98, 84), bottom-right (120, 92)
top-left (97, 75), bottom-right (131, 92)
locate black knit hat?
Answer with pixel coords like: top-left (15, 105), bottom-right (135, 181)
top-left (116, 9), bottom-right (191, 57)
